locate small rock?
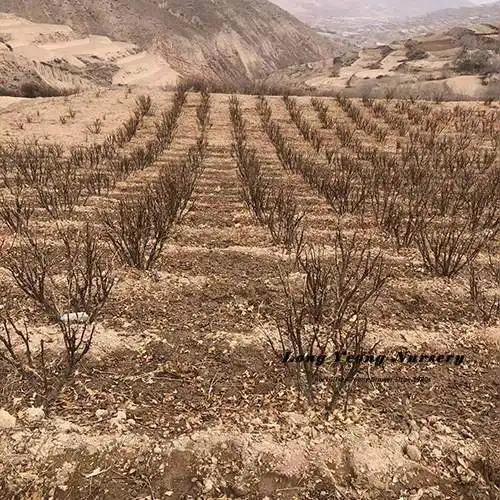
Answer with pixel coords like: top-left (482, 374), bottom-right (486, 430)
top-left (405, 444), bottom-right (422, 461)
top-left (203, 478), bottom-right (214, 493)
top-left (86, 444), bottom-right (99, 455)
top-left (0, 409), bottom-right (16, 428)
top-left (434, 422), bottom-right (445, 433)
top-left (231, 484), bottom-right (248, 497)
top-left (95, 409), bottom-right (108, 419)
top-left (54, 418), bottom-right (80, 433)
top-left (409, 419), bottom-right (419, 432)
top-left (11, 431), bottom-right (25, 442)
top-left (283, 412), bottom-right (307, 426)
top-left (110, 410), bottom-right (127, 427)
top-left (408, 431), bottom-right (419, 442)
top-left (21, 407), bottom-right (45, 423)
top-left (115, 410), bottom-right (127, 421)
top-left (420, 426), bottom-right (431, 437)
top-left (435, 422), bottom-right (452, 434)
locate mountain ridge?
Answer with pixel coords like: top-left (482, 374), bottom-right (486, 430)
top-left (269, 0), bottom-right (476, 24)
top-left (0, 0), bottom-right (341, 82)
top-left (315, 1), bottom-right (500, 48)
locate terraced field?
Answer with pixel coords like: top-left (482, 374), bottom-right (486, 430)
top-left (0, 89), bottom-right (498, 499)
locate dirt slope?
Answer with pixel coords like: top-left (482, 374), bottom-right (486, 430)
top-left (0, 13), bottom-right (180, 96)
top-left (0, 0), bottom-right (340, 82)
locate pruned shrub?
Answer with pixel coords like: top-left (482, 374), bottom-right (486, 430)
top-left (196, 89), bottom-right (211, 132)
top-left (0, 189), bottom-right (34, 233)
top-left (416, 218), bottom-right (498, 278)
top-left (100, 187), bottom-right (177, 271)
top-left (230, 95), bottom-right (272, 224)
top-left (336, 123), bottom-right (357, 148)
top-left (36, 163), bottom-right (88, 218)
top-left (135, 95), bottom-right (153, 117)
top-left (267, 186), bottom-right (306, 254)
top-left (157, 139), bottom-right (207, 224)
top-left (3, 225), bottom-right (115, 322)
top-left (234, 145), bottom-right (271, 224)
top-left (84, 168), bottom-right (115, 197)
top-left (269, 231), bottom-right (388, 410)
top-left (0, 314), bottom-right (96, 407)
top-left (86, 118), bottom-right (103, 135)
top-left (311, 98), bottom-right (334, 129)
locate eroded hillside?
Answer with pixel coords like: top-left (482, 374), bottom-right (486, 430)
top-left (0, 13), bottom-right (180, 96)
top-left (0, 0), bottom-right (340, 82)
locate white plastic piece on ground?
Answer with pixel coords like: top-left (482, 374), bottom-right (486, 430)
top-left (21, 406), bottom-right (45, 423)
top-left (59, 312), bottom-right (90, 324)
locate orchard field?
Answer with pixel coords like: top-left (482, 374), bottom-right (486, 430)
top-left (0, 88), bottom-right (498, 499)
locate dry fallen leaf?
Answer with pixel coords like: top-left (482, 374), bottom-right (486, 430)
top-left (83, 466), bottom-right (111, 479)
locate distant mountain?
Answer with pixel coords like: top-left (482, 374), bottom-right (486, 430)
top-left (263, 22), bottom-right (500, 100)
top-left (269, 0), bottom-right (475, 24)
top-left (401, 0), bottom-right (500, 27)
top-left (0, 0), bottom-right (341, 82)
top-left (316, 1), bottom-right (500, 48)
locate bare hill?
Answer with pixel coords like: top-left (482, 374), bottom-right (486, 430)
top-left (0, 13), bottom-right (180, 97)
top-left (270, 0), bottom-right (474, 25)
top-left (0, 0), bottom-right (340, 82)
top-left (263, 24), bottom-right (500, 99)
